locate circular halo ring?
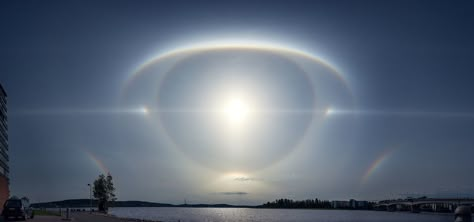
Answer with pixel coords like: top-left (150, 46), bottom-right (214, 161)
top-left (153, 48), bottom-right (319, 172)
top-left (122, 41), bottom-right (355, 172)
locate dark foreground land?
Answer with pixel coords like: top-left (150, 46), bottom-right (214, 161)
top-left (72, 212), bottom-right (159, 222)
top-left (0, 216), bottom-right (61, 222)
top-left (0, 212), bottom-right (159, 222)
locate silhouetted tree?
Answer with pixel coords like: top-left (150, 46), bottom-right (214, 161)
top-left (93, 173), bottom-right (116, 212)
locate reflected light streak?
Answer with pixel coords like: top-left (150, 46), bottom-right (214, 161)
top-left (18, 107), bottom-right (474, 119)
top-left (14, 107), bottom-right (152, 116)
top-left (320, 109), bottom-right (474, 118)
top-left (125, 108), bottom-right (330, 114)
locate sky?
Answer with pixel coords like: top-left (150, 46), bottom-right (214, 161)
top-left (1, 0), bottom-right (474, 205)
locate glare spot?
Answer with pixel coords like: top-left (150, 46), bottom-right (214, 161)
top-left (325, 107), bottom-right (334, 116)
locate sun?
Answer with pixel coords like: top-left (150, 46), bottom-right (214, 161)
top-left (223, 98), bottom-right (250, 124)
top-left (213, 88), bottom-right (258, 129)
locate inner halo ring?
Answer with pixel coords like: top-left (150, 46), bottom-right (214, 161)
top-left (122, 42), bottom-right (354, 173)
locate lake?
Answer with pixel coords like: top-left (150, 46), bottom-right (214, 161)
top-left (109, 207), bottom-right (454, 222)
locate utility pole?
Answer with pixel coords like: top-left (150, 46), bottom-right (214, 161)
top-left (87, 184), bottom-right (92, 213)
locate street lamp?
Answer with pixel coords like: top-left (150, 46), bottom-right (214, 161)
top-left (87, 184), bottom-right (92, 213)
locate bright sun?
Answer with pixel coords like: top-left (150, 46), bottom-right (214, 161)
top-left (223, 98), bottom-right (250, 124)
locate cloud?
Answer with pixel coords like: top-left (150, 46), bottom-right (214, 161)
top-left (234, 177), bottom-right (261, 182)
top-left (216, 192), bottom-right (248, 195)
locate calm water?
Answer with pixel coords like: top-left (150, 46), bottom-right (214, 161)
top-left (109, 207), bottom-right (453, 222)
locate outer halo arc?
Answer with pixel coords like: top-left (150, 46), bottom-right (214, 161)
top-left (126, 43), bottom-right (351, 92)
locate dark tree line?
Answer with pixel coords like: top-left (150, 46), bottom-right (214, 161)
top-left (260, 198), bottom-right (332, 209)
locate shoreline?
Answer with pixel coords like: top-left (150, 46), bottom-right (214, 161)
top-left (74, 212), bottom-right (163, 222)
top-left (107, 206), bottom-right (457, 214)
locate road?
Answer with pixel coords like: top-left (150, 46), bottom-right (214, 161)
top-left (0, 216), bottom-right (62, 222)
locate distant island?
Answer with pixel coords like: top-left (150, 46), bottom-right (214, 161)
top-left (31, 199), bottom-right (255, 209)
top-left (31, 198), bottom-right (374, 210)
top-left (33, 197), bottom-right (470, 213)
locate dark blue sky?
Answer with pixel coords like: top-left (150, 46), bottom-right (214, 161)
top-left (1, 0), bottom-right (474, 204)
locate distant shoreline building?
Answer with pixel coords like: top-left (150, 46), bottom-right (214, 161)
top-left (0, 83), bottom-right (9, 207)
top-left (331, 200), bottom-right (350, 209)
top-left (332, 199), bottom-right (369, 209)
